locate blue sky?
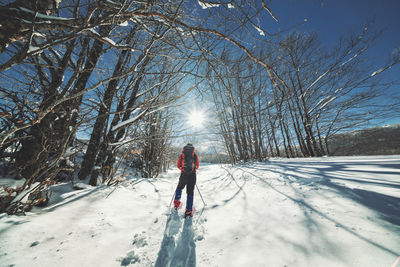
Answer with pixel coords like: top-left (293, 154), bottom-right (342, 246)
top-left (264, 0), bottom-right (400, 126)
top-left (267, 0), bottom-right (400, 55)
top-left (265, 0), bottom-right (400, 77)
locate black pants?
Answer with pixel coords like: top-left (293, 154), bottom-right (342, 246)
top-left (177, 172), bottom-right (196, 195)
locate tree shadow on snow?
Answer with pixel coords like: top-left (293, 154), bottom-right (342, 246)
top-left (263, 160), bottom-right (400, 226)
top-left (265, 160), bottom-right (400, 188)
top-left (205, 166), bottom-right (248, 211)
top-left (239, 164), bottom-right (400, 258)
top-left (319, 179), bottom-right (400, 226)
top-left (155, 211), bottom-right (196, 267)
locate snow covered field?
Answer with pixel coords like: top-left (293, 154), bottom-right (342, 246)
top-left (0, 155), bottom-right (399, 267)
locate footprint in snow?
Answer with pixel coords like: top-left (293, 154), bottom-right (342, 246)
top-left (30, 241), bottom-right (40, 247)
top-left (132, 234), bottom-right (148, 248)
top-left (119, 250), bottom-right (140, 266)
top-left (118, 234), bottom-right (148, 266)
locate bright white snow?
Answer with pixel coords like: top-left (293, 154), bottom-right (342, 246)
top-left (0, 155), bottom-right (399, 266)
top-left (370, 68), bottom-right (385, 77)
top-left (254, 26), bottom-right (266, 36)
top-left (111, 108), bottom-right (144, 132)
top-left (198, 0), bottom-right (220, 9)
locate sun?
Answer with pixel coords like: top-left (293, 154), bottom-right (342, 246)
top-left (187, 110), bottom-right (206, 128)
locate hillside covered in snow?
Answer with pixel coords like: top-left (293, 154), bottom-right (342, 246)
top-left (0, 155), bottom-right (399, 267)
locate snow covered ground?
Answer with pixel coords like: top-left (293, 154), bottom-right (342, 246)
top-left (0, 155), bottom-right (399, 267)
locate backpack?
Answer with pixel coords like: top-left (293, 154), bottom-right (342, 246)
top-left (182, 144), bottom-right (196, 174)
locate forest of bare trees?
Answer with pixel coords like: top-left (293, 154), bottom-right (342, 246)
top-left (0, 0), bottom-right (399, 214)
top-left (208, 30), bottom-right (399, 163)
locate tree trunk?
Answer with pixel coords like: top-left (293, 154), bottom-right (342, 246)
top-left (79, 46), bottom-right (130, 182)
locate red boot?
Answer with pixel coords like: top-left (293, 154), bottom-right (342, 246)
top-left (184, 209), bottom-right (193, 218)
top-left (174, 200), bottom-right (181, 210)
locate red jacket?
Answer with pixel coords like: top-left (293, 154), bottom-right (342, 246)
top-left (177, 152), bottom-right (199, 173)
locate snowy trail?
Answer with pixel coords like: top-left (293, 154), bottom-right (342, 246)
top-left (154, 210), bottom-right (196, 267)
top-left (0, 155), bottom-right (399, 266)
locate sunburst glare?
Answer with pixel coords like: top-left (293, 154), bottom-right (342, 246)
top-left (187, 110), bottom-right (206, 128)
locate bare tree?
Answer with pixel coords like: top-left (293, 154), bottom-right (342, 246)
top-left (0, 0), bottom-right (307, 213)
top-left (273, 29), bottom-right (399, 156)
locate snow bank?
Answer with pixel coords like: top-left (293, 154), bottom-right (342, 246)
top-left (0, 155), bottom-right (399, 266)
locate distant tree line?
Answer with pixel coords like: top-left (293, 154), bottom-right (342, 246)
top-left (328, 124), bottom-right (400, 156)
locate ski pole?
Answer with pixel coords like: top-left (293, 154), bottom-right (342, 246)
top-left (196, 184), bottom-right (206, 206)
top-left (168, 188), bottom-right (176, 209)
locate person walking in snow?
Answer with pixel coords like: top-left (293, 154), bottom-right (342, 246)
top-left (174, 143), bottom-right (199, 218)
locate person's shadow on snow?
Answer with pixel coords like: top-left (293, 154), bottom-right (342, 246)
top-left (155, 213), bottom-right (196, 267)
top-left (170, 218), bottom-right (196, 266)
